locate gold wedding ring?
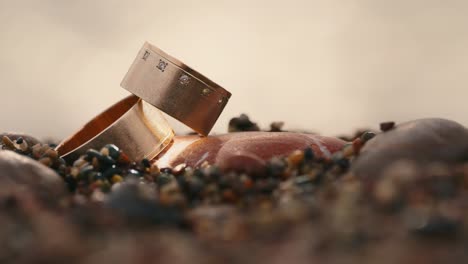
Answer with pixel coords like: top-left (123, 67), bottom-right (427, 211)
top-left (56, 95), bottom-right (174, 162)
top-left (121, 42), bottom-right (231, 136)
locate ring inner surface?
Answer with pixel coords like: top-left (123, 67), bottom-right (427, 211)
top-left (57, 95), bottom-right (139, 155)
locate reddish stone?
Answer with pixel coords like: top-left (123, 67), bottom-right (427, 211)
top-left (155, 132), bottom-right (345, 174)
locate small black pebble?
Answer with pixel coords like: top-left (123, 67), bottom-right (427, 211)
top-left (103, 165), bottom-right (123, 179)
top-left (380, 122), bottom-right (395, 132)
top-left (142, 158), bottom-right (151, 168)
top-left (105, 144), bottom-right (121, 160)
top-left (64, 175), bottom-right (77, 192)
top-left (92, 172), bottom-right (105, 181)
top-left (335, 158), bottom-right (350, 170)
top-left (85, 149), bottom-right (103, 161)
top-left (304, 147), bottom-right (314, 161)
top-left (157, 173), bottom-right (174, 187)
top-left (15, 137), bottom-right (24, 144)
top-left (360, 131), bottom-right (376, 142)
top-left (99, 155), bottom-right (116, 168)
top-left (412, 216), bottom-right (459, 237)
top-left (228, 114), bottom-right (260, 132)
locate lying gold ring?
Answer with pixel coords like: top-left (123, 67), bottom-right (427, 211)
top-left (121, 42), bottom-right (231, 136)
top-left (56, 95), bottom-right (174, 162)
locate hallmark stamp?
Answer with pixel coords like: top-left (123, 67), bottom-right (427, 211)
top-left (142, 50), bottom-right (150, 61)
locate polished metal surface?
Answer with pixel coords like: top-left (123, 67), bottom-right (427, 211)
top-left (56, 95), bottom-right (174, 162)
top-left (121, 42), bottom-right (232, 136)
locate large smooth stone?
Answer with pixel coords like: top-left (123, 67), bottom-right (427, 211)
top-left (0, 150), bottom-right (66, 205)
top-left (352, 118), bottom-right (468, 179)
top-left (156, 132), bottom-right (345, 174)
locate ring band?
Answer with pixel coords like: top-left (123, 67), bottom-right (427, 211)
top-left (56, 95), bottom-right (174, 162)
top-left (121, 42), bottom-right (231, 136)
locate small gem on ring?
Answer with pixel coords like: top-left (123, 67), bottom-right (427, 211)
top-left (201, 88), bottom-right (212, 96)
top-left (179, 74), bottom-right (190, 85)
top-left (157, 59), bottom-right (168, 72)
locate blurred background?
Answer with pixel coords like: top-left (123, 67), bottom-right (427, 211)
top-left (1, 0), bottom-right (468, 140)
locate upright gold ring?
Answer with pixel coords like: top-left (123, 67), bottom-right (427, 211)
top-left (121, 42), bottom-right (232, 136)
top-left (56, 95), bottom-right (174, 162)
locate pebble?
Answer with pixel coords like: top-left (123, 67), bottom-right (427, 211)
top-left (159, 179), bottom-right (185, 206)
top-left (287, 150), bottom-right (305, 167)
top-left (39, 157), bottom-right (52, 167)
top-left (111, 174), bottom-right (124, 183)
top-left (100, 147), bottom-right (110, 156)
top-left (405, 206), bottom-right (460, 237)
top-left (228, 114), bottom-right (260, 132)
top-left (17, 138), bottom-right (29, 152)
top-left (269, 121), bottom-right (285, 132)
top-left (45, 148), bottom-right (58, 159)
top-left (2, 136), bottom-right (16, 150)
top-left (379, 121), bottom-right (395, 132)
top-left (0, 133), bottom-right (41, 146)
top-left (0, 150), bottom-right (66, 205)
top-left (172, 163), bottom-right (187, 175)
top-left (104, 182), bottom-right (183, 226)
top-left (360, 131), bottom-right (376, 142)
top-left (105, 144), bottom-right (121, 160)
top-left (342, 143), bottom-right (354, 157)
top-left (267, 157), bottom-right (288, 178)
top-left (150, 163), bottom-right (160, 175)
top-left (353, 118), bottom-right (468, 179)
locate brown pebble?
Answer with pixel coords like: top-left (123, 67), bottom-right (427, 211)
top-left (342, 143), bottom-right (354, 157)
top-left (380, 121), bottom-right (395, 132)
top-left (39, 157), bottom-right (52, 167)
top-left (117, 152), bottom-right (131, 165)
top-left (222, 189), bottom-right (238, 203)
top-left (100, 147), bottom-right (110, 156)
top-left (173, 163), bottom-right (187, 175)
top-left (1, 136), bottom-right (15, 150)
top-left (31, 144), bottom-right (42, 158)
top-left (352, 138), bottom-right (363, 155)
top-left (159, 180), bottom-right (185, 206)
top-left (150, 164), bottom-right (160, 175)
top-left (287, 150), bottom-right (304, 167)
top-left (0, 133), bottom-right (41, 146)
top-left (45, 148), bottom-right (58, 159)
top-left (73, 158), bottom-right (87, 168)
top-left (70, 167), bottom-right (79, 178)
